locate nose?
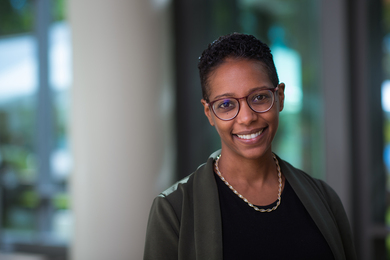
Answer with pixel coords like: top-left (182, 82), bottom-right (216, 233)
top-left (235, 99), bottom-right (257, 125)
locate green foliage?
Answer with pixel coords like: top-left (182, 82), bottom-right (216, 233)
top-left (0, 0), bottom-right (67, 36)
top-left (385, 119), bottom-right (390, 144)
top-left (19, 189), bottom-right (39, 208)
top-left (52, 0), bottom-right (66, 21)
top-left (1, 145), bottom-right (34, 170)
top-left (0, 0), bottom-right (34, 36)
top-left (386, 206), bottom-right (390, 255)
top-left (0, 145), bottom-right (37, 182)
top-left (53, 193), bottom-right (69, 210)
top-left (383, 0), bottom-right (390, 34)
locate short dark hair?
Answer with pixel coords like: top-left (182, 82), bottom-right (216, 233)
top-left (198, 33), bottom-right (279, 102)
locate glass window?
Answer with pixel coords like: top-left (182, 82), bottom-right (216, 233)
top-left (175, 0), bottom-right (323, 181)
top-left (0, 0), bottom-right (71, 254)
top-left (0, 0), bottom-right (39, 246)
top-left (237, 0), bottom-right (323, 179)
top-left (48, 19), bottom-right (72, 244)
top-left (383, 0), bottom-right (390, 254)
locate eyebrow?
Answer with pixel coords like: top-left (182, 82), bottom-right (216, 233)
top-left (212, 86), bottom-right (272, 101)
top-left (213, 92), bottom-right (235, 100)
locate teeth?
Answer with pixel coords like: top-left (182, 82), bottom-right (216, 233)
top-left (236, 129), bottom-right (263, 140)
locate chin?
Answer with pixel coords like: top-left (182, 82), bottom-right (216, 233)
top-left (232, 147), bottom-right (272, 161)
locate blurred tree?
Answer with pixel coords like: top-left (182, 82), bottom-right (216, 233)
top-left (0, 0), bottom-right (65, 36)
top-left (0, 0), bottom-right (34, 36)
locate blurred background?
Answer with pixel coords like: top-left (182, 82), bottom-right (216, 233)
top-left (0, 0), bottom-right (388, 259)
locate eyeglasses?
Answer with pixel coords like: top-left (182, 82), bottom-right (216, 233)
top-left (208, 87), bottom-right (279, 121)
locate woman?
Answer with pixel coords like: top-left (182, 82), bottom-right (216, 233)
top-left (144, 33), bottom-right (356, 260)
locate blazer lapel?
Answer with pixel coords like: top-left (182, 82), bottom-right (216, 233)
top-left (193, 151), bottom-right (223, 260)
top-left (281, 159), bottom-right (346, 260)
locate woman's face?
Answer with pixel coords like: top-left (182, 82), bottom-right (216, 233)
top-left (201, 58), bottom-right (285, 161)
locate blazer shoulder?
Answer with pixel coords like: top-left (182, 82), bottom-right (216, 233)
top-left (160, 162), bottom-right (208, 197)
top-left (157, 162), bottom-right (207, 220)
top-left (280, 158), bottom-right (332, 191)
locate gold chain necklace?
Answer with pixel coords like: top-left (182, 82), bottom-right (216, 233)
top-left (214, 154), bottom-right (282, 212)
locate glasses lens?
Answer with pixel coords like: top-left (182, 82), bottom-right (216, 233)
top-left (213, 98), bottom-right (239, 120)
top-left (248, 90), bottom-right (274, 112)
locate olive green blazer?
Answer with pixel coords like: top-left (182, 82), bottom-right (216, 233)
top-left (144, 151), bottom-right (357, 260)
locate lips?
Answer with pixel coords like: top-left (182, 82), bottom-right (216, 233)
top-left (235, 129), bottom-right (264, 140)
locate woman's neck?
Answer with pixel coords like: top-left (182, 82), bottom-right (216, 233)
top-left (217, 150), bottom-right (277, 185)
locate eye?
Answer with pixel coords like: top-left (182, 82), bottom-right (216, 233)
top-left (215, 99), bottom-right (236, 111)
top-left (253, 94), bottom-right (266, 102)
top-left (251, 91), bottom-right (272, 103)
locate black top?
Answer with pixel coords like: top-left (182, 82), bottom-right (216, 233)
top-left (214, 173), bottom-right (335, 260)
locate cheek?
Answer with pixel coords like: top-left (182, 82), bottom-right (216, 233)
top-left (214, 121), bottom-right (233, 137)
top-left (261, 110), bottom-right (280, 128)
top-left (268, 112), bottom-right (280, 130)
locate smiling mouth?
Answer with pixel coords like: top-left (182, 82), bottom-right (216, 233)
top-left (236, 129), bottom-right (264, 140)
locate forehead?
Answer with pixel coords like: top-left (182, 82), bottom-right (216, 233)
top-left (207, 58), bottom-right (272, 99)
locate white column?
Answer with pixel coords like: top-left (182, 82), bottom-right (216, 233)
top-left (68, 0), bottom-right (173, 259)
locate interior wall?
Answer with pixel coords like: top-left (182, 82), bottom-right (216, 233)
top-left (68, 0), bottom-right (173, 259)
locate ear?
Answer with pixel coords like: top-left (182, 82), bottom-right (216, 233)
top-left (277, 83), bottom-right (285, 112)
top-left (201, 99), bottom-right (215, 126)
